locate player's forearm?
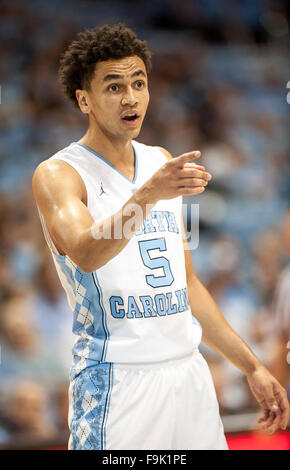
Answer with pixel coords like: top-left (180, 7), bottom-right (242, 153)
top-left (188, 276), bottom-right (261, 376)
top-left (70, 184), bottom-right (158, 273)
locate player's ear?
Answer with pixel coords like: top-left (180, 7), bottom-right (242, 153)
top-left (75, 90), bottom-right (90, 114)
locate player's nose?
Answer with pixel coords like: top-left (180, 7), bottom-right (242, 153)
top-left (121, 86), bottom-right (137, 106)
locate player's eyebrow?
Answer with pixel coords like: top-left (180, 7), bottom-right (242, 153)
top-left (103, 70), bottom-right (146, 82)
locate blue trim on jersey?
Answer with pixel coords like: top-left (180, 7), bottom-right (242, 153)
top-left (71, 142), bottom-right (138, 184)
top-left (92, 272), bottom-right (110, 362)
top-left (54, 253), bottom-right (76, 294)
top-left (52, 253), bottom-right (108, 372)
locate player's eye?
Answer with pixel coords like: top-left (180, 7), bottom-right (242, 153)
top-left (108, 84), bottom-right (119, 92)
top-left (135, 80), bottom-right (144, 89)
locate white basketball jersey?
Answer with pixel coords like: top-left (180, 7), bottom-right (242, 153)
top-left (39, 141), bottom-right (202, 378)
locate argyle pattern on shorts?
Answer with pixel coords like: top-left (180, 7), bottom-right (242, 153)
top-left (69, 363), bottom-right (113, 450)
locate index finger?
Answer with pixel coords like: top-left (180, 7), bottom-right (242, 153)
top-left (173, 151), bottom-right (201, 167)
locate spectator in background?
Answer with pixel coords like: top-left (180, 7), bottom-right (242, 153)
top-left (0, 293), bottom-right (70, 387)
top-left (30, 248), bottom-right (74, 379)
top-left (270, 211), bottom-right (290, 391)
top-left (0, 194), bottom-right (15, 301)
top-left (0, 294), bottom-right (47, 383)
top-left (252, 229), bottom-right (284, 307)
top-left (3, 381), bottom-right (55, 440)
top-left (199, 235), bottom-right (263, 413)
top-left (53, 383), bottom-right (70, 434)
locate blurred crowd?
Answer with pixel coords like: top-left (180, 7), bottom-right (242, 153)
top-left (0, 0), bottom-right (289, 445)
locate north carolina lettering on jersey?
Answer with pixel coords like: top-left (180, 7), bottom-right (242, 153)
top-left (109, 288), bottom-right (189, 319)
top-left (135, 210), bottom-right (179, 236)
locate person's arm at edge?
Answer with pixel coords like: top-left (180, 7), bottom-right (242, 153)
top-left (269, 334), bottom-right (290, 388)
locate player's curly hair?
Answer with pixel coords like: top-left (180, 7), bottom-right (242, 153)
top-left (59, 23), bottom-right (152, 107)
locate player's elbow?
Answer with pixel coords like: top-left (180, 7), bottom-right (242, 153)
top-left (78, 263), bottom-right (95, 274)
top-left (77, 255), bottom-right (114, 274)
top-left (72, 253), bottom-right (99, 274)
top-left (77, 260), bottom-right (107, 274)
top-left (70, 249), bottom-right (104, 274)
top-left (66, 237), bottom-right (115, 273)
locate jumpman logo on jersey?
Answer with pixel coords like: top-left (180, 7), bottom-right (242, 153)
top-left (99, 182), bottom-right (109, 196)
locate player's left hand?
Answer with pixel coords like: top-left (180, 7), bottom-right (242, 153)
top-left (246, 365), bottom-right (289, 434)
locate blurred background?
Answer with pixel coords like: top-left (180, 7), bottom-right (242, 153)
top-left (0, 0), bottom-right (289, 450)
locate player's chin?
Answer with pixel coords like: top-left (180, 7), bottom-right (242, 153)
top-left (122, 126), bottom-right (142, 139)
top-left (131, 128), bottom-right (141, 138)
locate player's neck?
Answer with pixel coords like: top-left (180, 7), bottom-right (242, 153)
top-left (78, 126), bottom-right (134, 170)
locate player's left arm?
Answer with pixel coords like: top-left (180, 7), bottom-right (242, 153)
top-left (182, 223), bottom-right (289, 434)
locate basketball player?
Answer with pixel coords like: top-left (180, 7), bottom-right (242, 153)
top-left (32, 24), bottom-right (289, 450)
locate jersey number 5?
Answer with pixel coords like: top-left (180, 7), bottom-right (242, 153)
top-left (138, 238), bottom-right (174, 288)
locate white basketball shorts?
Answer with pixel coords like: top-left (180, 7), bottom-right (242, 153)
top-left (68, 349), bottom-right (228, 450)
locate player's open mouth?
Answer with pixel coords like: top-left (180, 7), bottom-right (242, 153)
top-left (121, 113), bottom-right (140, 126)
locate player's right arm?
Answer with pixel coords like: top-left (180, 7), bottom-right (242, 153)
top-left (32, 150), bottom-right (210, 273)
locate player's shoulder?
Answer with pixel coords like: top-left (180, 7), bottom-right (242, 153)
top-left (32, 146), bottom-right (84, 195)
top-left (34, 144), bottom-right (78, 177)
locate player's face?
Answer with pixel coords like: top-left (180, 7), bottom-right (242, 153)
top-left (86, 56), bottom-right (149, 140)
